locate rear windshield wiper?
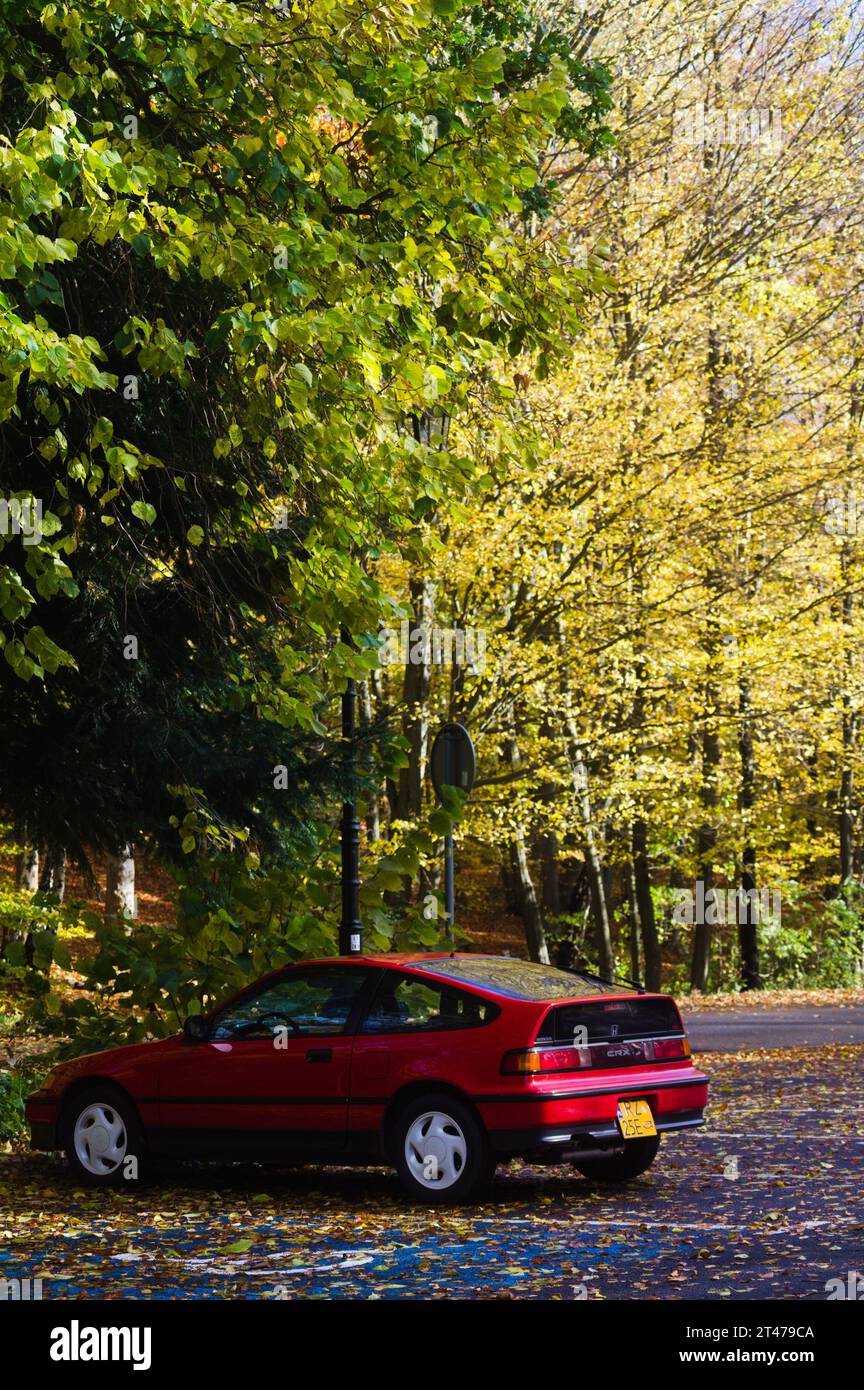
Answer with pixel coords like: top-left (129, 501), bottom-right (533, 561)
top-left (566, 966), bottom-right (646, 995)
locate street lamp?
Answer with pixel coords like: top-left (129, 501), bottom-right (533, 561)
top-left (338, 406), bottom-right (451, 956)
top-left (339, 628), bottom-right (362, 956)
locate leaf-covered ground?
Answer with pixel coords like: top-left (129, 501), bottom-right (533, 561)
top-left (678, 987), bottom-right (864, 1013)
top-left (1, 1044), bottom-right (861, 1300)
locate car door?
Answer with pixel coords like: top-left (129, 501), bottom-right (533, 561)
top-left (347, 970), bottom-right (500, 1143)
top-left (156, 964), bottom-right (375, 1153)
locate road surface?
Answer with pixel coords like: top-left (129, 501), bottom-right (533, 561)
top-left (682, 1006), bottom-right (864, 1052)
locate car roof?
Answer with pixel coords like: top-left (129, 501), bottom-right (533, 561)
top-left (304, 953), bottom-right (627, 1002)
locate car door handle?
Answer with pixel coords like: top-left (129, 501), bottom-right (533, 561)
top-left (305, 1048), bottom-right (332, 1063)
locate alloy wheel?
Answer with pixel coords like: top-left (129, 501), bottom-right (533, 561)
top-left (73, 1102), bottom-right (128, 1176)
top-left (404, 1109), bottom-right (467, 1189)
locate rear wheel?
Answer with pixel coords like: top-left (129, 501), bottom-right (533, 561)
top-left (391, 1092), bottom-right (495, 1203)
top-left (574, 1135), bottom-right (660, 1183)
top-left (61, 1087), bottom-right (146, 1186)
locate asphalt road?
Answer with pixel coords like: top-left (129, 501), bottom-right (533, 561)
top-left (2, 1038), bottom-right (862, 1300)
top-left (682, 1006), bottom-right (864, 1052)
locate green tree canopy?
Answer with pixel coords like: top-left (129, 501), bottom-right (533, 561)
top-left (0, 0), bottom-right (611, 997)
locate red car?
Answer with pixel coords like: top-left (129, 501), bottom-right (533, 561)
top-left (26, 953), bottom-right (709, 1202)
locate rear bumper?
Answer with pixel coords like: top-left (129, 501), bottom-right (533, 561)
top-left (25, 1094), bottom-right (59, 1150)
top-left (481, 1068), bottom-right (709, 1156)
top-left (490, 1108), bottom-right (705, 1155)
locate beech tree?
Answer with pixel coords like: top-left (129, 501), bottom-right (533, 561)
top-left (372, 0), bottom-right (864, 992)
top-left (0, 0), bottom-right (612, 1001)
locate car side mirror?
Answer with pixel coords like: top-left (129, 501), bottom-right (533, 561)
top-left (183, 1015), bottom-right (210, 1043)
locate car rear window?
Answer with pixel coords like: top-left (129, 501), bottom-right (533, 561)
top-left (408, 956), bottom-right (621, 1000)
top-left (539, 996), bottom-right (682, 1042)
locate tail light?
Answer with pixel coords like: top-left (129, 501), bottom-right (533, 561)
top-left (500, 1049), bottom-right (539, 1075)
top-left (653, 1036), bottom-right (691, 1060)
top-left (501, 1046), bottom-right (592, 1075)
top-left (501, 1035), bottom-right (690, 1075)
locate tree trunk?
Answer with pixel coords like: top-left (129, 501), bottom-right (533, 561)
top-left (625, 855), bottom-right (641, 983)
top-left (15, 834), bottom-right (39, 892)
top-left (391, 576), bottom-right (435, 824)
top-left (691, 720), bottom-right (720, 993)
top-left (738, 674), bottom-right (761, 989)
top-left (568, 737), bottom-right (614, 978)
top-left (632, 817), bottom-right (661, 990)
top-left (106, 844), bottom-right (136, 923)
top-left (39, 845), bottom-right (66, 901)
top-left (505, 734), bottom-right (550, 962)
top-left (839, 538), bottom-right (857, 887)
top-left (536, 727), bottom-right (561, 914)
top-left (25, 844), bottom-right (65, 966)
top-left (2, 828), bottom-right (37, 956)
top-left (500, 857), bottom-right (520, 915)
top-left (691, 632), bottom-right (721, 993)
top-left (510, 831), bottom-right (550, 964)
top-left (360, 679), bottom-right (381, 843)
top-left (691, 318), bottom-right (725, 994)
top-left (538, 829), bottom-right (560, 915)
top-left (839, 322), bottom-right (864, 883)
top-left (626, 577), bottom-right (659, 987)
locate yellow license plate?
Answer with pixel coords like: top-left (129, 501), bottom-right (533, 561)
top-left (616, 1099), bottom-right (657, 1139)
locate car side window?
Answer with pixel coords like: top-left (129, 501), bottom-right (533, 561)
top-left (360, 972), bottom-right (499, 1034)
top-left (210, 967), bottom-right (372, 1041)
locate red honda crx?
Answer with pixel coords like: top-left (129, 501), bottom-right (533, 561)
top-left (26, 953), bottom-right (709, 1202)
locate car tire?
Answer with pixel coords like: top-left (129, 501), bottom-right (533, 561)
top-left (391, 1092), bottom-right (495, 1204)
top-left (574, 1135), bottom-right (660, 1183)
top-left (61, 1086), bottom-right (146, 1187)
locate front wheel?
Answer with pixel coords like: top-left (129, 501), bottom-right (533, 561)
top-left (61, 1087), bottom-right (146, 1186)
top-left (574, 1135), bottom-right (660, 1183)
top-left (391, 1093), bottom-right (495, 1203)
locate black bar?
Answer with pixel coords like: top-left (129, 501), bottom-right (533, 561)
top-left (339, 632), bottom-right (362, 956)
top-left (443, 726), bottom-right (454, 942)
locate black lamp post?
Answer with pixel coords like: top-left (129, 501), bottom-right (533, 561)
top-left (339, 629), bottom-right (363, 956)
top-left (338, 407), bottom-right (451, 956)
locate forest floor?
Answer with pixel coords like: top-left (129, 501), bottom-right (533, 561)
top-left (1, 1041), bottom-right (861, 1300)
